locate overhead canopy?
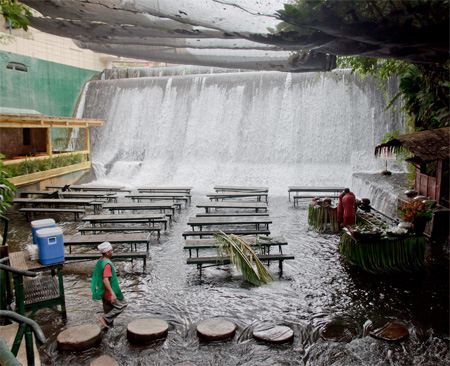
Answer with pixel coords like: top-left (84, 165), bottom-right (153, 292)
top-left (21, 0), bottom-right (449, 73)
top-left (374, 127), bottom-right (450, 163)
top-left (0, 114), bottom-right (105, 128)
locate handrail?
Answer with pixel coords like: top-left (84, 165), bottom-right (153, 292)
top-left (0, 311), bottom-right (46, 345)
top-left (0, 262), bottom-right (37, 278)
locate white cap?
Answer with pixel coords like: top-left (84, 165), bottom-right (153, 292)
top-left (98, 242), bottom-right (113, 253)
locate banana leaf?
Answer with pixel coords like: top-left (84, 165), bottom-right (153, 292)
top-left (339, 230), bottom-right (427, 274)
top-left (308, 204), bottom-right (339, 233)
top-left (213, 232), bottom-right (276, 286)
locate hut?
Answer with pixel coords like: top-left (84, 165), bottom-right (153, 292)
top-left (375, 127), bottom-right (449, 207)
top-left (375, 127), bottom-right (449, 245)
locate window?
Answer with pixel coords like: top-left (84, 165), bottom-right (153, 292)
top-left (6, 62), bottom-right (27, 72)
top-left (23, 128), bottom-right (31, 146)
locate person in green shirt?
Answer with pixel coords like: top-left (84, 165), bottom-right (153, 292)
top-left (91, 242), bottom-right (127, 328)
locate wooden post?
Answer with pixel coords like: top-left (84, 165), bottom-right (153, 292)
top-left (46, 127), bottom-right (52, 156)
top-left (85, 127), bottom-right (90, 154)
top-left (435, 159), bottom-right (443, 204)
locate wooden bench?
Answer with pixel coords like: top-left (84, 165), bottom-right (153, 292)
top-left (64, 252), bottom-right (147, 268)
top-left (293, 195), bottom-right (339, 207)
top-left (184, 236), bottom-right (287, 257)
top-left (288, 186), bottom-right (345, 201)
top-left (182, 229), bottom-right (271, 238)
top-left (187, 254), bottom-right (294, 276)
top-left (196, 212), bottom-right (269, 217)
top-left (79, 226), bottom-right (161, 239)
top-left (19, 208), bottom-right (85, 221)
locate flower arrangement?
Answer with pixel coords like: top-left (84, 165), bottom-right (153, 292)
top-left (397, 198), bottom-right (434, 223)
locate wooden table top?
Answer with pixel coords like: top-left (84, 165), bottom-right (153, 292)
top-left (214, 185), bottom-right (269, 192)
top-left (28, 198), bottom-right (96, 205)
top-left (69, 185), bottom-right (126, 191)
top-left (207, 192), bottom-right (268, 197)
top-left (64, 233), bottom-right (150, 244)
top-left (187, 216), bottom-right (272, 225)
top-left (288, 186), bottom-right (345, 192)
top-left (103, 202), bottom-right (176, 209)
top-left (197, 201), bottom-right (268, 209)
top-left (137, 186), bottom-right (193, 192)
top-left (8, 251), bottom-right (62, 271)
top-left (83, 213), bottom-right (166, 221)
top-left (127, 193), bottom-right (190, 198)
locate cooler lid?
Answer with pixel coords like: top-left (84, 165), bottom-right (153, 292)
top-left (36, 227), bottom-right (63, 237)
top-left (31, 218), bottom-right (56, 228)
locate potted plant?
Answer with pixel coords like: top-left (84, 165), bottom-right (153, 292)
top-left (397, 198), bottom-right (434, 235)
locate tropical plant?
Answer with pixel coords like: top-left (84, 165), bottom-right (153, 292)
top-left (213, 232), bottom-right (275, 286)
top-left (396, 199), bottom-right (434, 223)
top-left (5, 153), bottom-right (86, 178)
top-left (1, 0), bottom-right (32, 31)
top-left (0, 154), bottom-right (17, 214)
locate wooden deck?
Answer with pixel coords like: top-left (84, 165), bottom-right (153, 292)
top-left (196, 201), bottom-right (268, 213)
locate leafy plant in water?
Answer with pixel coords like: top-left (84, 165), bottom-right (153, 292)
top-left (213, 232), bottom-right (275, 286)
top-left (0, 154), bottom-right (17, 214)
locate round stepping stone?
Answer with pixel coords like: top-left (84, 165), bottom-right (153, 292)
top-left (252, 323), bottom-right (294, 343)
top-left (370, 321), bottom-right (409, 341)
top-left (174, 363), bottom-right (196, 366)
top-left (127, 318), bottom-right (169, 344)
top-left (57, 324), bottom-right (102, 351)
top-left (89, 355), bottom-right (119, 366)
top-left (197, 319), bottom-right (236, 341)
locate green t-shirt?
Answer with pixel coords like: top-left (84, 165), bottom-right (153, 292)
top-left (91, 257), bottom-right (124, 300)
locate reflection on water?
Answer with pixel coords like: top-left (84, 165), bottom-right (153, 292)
top-left (6, 194), bottom-right (449, 366)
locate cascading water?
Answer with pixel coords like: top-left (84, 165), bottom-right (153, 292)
top-left (77, 68), bottom-right (405, 201)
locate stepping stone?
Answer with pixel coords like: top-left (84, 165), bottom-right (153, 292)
top-left (90, 355), bottom-right (119, 366)
top-left (252, 323), bottom-right (294, 343)
top-left (127, 318), bottom-right (169, 344)
top-left (174, 363), bottom-right (196, 366)
top-left (370, 321), bottom-right (409, 341)
top-left (197, 319), bottom-right (236, 341)
top-left (57, 324), bottom-right (102, 351)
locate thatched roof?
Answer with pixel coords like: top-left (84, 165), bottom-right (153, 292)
top-left (375, 127), bottom-right (450, 163)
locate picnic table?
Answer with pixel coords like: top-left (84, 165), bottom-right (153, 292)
top-left (288, 186), bottom-right (345, 201)
top-left (213, 186), bottom-right (269, 192)
top-left (126, 193), bottom-right (190, 204)
top-left (206, 192), bottom-right (268, 202)
top-left (184, 236), bottom-right (287, 257)
top-left (20, 190), bottom-right (58, 198)
top-left (137, 186), bottom-right (193, 194)
top-left (60, 191), bottom-right (118, 202)
top-left (69, 185), bottom-right (131, 192)
top-left (187, 216), bottom-right (272, 231)
top-left (82, 213), bottom-right (168, 230)
top-left (196, 201), bottom-right (268, 213)
top-left (103, 202), bottom-right (176, 216)
top-left (64, 233), bottom-right (151, 253)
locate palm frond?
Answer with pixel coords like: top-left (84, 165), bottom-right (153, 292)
top-left (213, 232), bottom-right (275, 286)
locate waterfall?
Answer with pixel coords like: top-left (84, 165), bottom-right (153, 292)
top-left (76, 68), bottom-right (405, 197)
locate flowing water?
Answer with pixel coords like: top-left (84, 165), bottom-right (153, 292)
top-left (5, 69), bottom-right (449, 365)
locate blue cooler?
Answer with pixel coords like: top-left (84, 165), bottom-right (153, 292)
top-left (36, 227), bottom-right (64, 265)
top-left (31, 219), bottom-right (56, 245)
